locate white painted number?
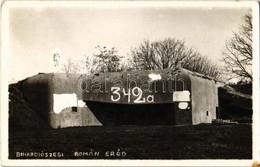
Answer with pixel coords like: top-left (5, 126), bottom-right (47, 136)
top-left (111, 87), bottom-right (121, 102)
top-left (111, 86), bottom-right (154, 103)
top-left (123, 88), bottom-right (131, 102)
top-left (132, 87), bottom-right (145, 103)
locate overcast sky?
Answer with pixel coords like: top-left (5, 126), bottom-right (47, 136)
top-left (9, 6), bottom-right (249, 82)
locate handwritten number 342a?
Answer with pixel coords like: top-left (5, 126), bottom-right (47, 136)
top-left (111, 87), bottom-right (154, 103)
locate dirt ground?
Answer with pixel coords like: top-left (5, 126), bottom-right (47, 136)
top-left (9, 124), bottom-right (252, 159)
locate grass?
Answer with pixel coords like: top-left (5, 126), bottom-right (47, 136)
top-left (9, 124), bottom-right (252, 159)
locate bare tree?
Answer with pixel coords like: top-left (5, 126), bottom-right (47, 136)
top-left (61, 58), bottom-right (82, 74)
top-left (53, 53), bottom-right (84, 74)
top-left (52, 46), bottom-right (124, 74)
top-left (221, 13), bottom-right (252, 82)
top-left (84, 56), bottom-right (96, 74)
top-left (184, 55), bottom-right (220, 79)
top-left (131, 38), bottom-right (220, 78)
top-left (53, 53), bottom-right (61, 72)
top-left (91, 46), bottom-right (123, 73)
top-left (53, 53), bottom-right (60, 68)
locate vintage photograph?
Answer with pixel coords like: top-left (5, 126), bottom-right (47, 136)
top-left (1, 1), bottom-right (259, 166)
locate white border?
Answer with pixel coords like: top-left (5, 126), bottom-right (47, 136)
top-left (252, 0), bottom-right (260, 164)
top-left (1, 1), bottom-right (259, 166)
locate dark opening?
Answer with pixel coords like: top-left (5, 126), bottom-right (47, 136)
top-left (206, 111), bottom-right (209, 116)
top-left (72, 107), bottom-right (77, 112)
top-left (106, 111), bottom-right (114, 118)
top-left (85, 101), bottom-right (176, 125)
top-left (216, 106), bottom-right (220, 118)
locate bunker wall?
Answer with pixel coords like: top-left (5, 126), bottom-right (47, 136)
top-left (21, 74), bottom-right (53, 123)
top-left (21, 73), bottom-right (102, 128)
top-left (172, 71), bottom-right (192, 125)
top-left (20, 69), bottom-right (219, 128)
top-left (189, 75), bottom-right (218, 124)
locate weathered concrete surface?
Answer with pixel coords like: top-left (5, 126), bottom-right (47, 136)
top-left (82, 68), bottom-right (194, 125)
top-left (81, 68), bottom-right (190, 104)
top-left (21, 73), bottom-right (102, 128)
top-left (21, 73), bottom-right (53, 123)
top-left (186, 70), bottom-right (218, 124)
top-left (20, 67), bottom-right (221, 128)
top-left (50, 107), bottom-right (102, 128)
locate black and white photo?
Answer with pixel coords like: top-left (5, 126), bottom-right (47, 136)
top-left (1, 1), bottom-right (259, 166)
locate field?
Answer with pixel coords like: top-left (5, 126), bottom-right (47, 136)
top-left (9, 124), bottom-right (252, 159)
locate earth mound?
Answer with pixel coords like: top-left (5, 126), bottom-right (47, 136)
top-left (9, 82), bottom-right (49, 132)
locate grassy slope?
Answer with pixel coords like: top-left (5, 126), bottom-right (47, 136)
top-left (9, 124), bottom-right (252, 159)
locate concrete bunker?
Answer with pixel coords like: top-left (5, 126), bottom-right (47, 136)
top-left (20, 68), bottom-right (219, 128)
top-left (20, 73), bottom-right (102, 128)
top-left (82, 68), bottom-right (218, 125)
